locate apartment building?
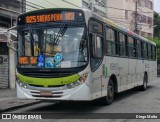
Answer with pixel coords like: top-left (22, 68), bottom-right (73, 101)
top-left (107, 0), bottom-right (154, 38)
top-left (26, 0), bottom-right (107, 17)
top-left (0, 0), bottom-right (26, 28)
top-left (0, 0), bottom-right (25, 89)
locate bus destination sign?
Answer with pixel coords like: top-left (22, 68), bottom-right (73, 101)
top-left (17, 11), bottom-right (84, 25)
top-left (26, 12), bottom-right (75, 23)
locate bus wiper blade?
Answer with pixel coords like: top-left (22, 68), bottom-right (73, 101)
top-left (54, 24), bottom-right (67, 45)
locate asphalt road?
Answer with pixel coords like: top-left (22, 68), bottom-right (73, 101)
top-left (7, 78), bottom-right (160, 122)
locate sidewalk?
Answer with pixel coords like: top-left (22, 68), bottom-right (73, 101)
top-left (0, 89), bottom-right (40, 112)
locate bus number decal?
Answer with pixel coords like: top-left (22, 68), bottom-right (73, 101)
top-left (110, 63), bottom-right (118, 70)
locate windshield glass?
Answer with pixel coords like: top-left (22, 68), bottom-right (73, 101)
top-left (18, 26), bottom-right (88, 68)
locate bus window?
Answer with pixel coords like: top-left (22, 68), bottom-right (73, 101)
top-left (153, 46), bottom-right (156, 60)
top-left (148, 44), bottom-right (151, 60)
top-left (106, 27), bottom-right (116, 55)
top-left (119, 33), bottom-right (127, 56)
top-left (18, 30), bottom-right (31, 56)
top-left (141, 41), bottom-right (144, 59)
top-left (144, 43), bottom-right (147, 59)
top-left (128, 36), bottom-right (136, 58)
top-left (137, 40), bottom-right (142, 59)
top-left (151, 45), bottom-right (153, 60)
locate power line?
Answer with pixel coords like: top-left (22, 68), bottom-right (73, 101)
top-left (43, 0), bottom-right (59, 7)
top-left (27, 1), bottom-right (46, 9)
top-left (61, 0), bottom-right (81, 8)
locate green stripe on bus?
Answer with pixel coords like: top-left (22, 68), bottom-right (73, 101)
top-left (106, 67), bottom-right (108, 77)
top-left (17, 73), bottom-right (80, 87)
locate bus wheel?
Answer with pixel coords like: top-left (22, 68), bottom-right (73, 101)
top-left (141, 74), bottom-right (148, 91)
top-left (102, 79), bottom-right (114, 105)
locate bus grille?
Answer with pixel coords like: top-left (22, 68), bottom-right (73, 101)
top-left (18, 70), bottom-right (76, 78)
top-left (31, 91), bottom-right (63, 98)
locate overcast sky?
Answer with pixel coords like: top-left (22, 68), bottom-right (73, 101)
top-left (154, 0), bottom-right (160, 13)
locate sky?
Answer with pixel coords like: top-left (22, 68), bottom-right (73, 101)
top-left (154, 0), bottom-right (160, 13)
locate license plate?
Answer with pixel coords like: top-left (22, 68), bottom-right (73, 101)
top-left (40, 91), bottom-right (52, 96)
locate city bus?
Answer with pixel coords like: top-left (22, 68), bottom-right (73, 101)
top-left (16, 8), bottom-right (157, 105)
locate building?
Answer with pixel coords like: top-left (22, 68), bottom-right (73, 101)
top-left (26, 0), bottom-right (107, 18)
top-left (0, 0), bottom-right (25, 89)
top-left (26, 0), bottom-right (154, 38)
top-left (107, 0), bottom-right (154, 38)
top-left (0, 0), bottom-right (26, 28)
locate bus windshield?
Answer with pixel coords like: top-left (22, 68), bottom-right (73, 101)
top-left (18, 25), bottom-right (88, 68)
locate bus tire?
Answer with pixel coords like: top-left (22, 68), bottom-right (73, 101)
top-left (141, 73), bottom-right (148, 91)
top-left (102, 79), bottom-right (114, 105)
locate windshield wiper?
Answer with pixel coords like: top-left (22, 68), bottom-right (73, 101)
top-left (54, 24), bottom-right (67, 45)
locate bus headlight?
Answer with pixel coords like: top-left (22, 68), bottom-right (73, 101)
top-left (79, 73), bottom-right (88, 83)
top-left (17, 80), bottom-right (28, 88)
top-left (67, 73), bottom-right (88, 89)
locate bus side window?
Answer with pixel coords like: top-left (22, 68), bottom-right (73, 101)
top-left (137, 40), bottom-right (142, 59)
top-left (119, 33), bottom-right (127, 57)
top-left (152, 46), bottom-right (156, 60)
top-left (141, 41), bottom-right (144, 59)
top-left (151, 45), bottom-right (153, 60)
top-left (128, 36), bottom-right (135, 58)
top-left (146, 43), bottom-right (149, 59)
top-left (106, 27), bottom-right (116, 55)
top-left (143, 43), bottom-right (147, 59)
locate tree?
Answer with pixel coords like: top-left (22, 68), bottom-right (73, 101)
top-left (154, 12), bottom-right (160, 38)
top-left (152, 12), bottom-right (160, 65)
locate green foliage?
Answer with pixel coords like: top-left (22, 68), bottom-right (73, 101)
top-left (153, 12), bottom-right (160, 64)
top-left (154, 12), bottom-right (160, 37)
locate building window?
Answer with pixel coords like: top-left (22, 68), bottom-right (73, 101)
top-left (141, 15), bottom-right (146, 23)
top-left (148, 17), bottom-right (152, 25)
top-left (145, 0), bottom-right (148, 7)
top-left (138, 0), bottom-right (142, 5)
top-left (148, 33), bottom-right (152, 38)
top-left (141, 0), bottom-right (146, 7)
top-left (148, 1), bottom-right (152, 10)
top-left (141, 31), bottom-right (146, 37)
top-left (138, 14), bottom-right (142, 22)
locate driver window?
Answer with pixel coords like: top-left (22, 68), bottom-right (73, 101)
top-left (89, 19), bottom-right (103, 71)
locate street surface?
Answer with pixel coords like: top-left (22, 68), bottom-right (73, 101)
top-left (7, 78), bottom-right (160, 122)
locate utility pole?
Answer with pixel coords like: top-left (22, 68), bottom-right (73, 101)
top-left (134, 0), bottom-right (138, 34)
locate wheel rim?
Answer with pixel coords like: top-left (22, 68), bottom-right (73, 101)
top-left (108, 84), bottom-right (113, 99)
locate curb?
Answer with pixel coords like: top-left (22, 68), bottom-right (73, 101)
top-left (0, 100), bottom-right (41, 113)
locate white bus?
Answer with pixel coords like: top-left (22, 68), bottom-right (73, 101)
top-left (16, 8), bottom-right (157, 105)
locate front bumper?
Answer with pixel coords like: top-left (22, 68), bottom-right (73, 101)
top-left (16, 83), bottom-right (91, 101)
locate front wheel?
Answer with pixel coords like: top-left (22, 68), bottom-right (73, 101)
top-left (101, 79), bottom-right (114, 105)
